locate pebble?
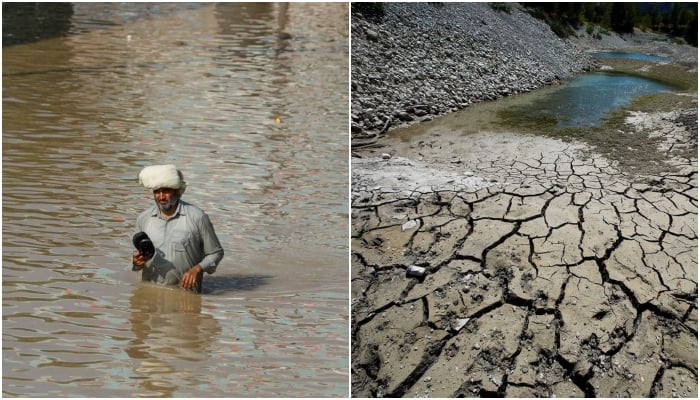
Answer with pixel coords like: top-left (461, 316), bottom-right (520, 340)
top-left (401, 219), bottom-right (417, 231)
top-left (381, 153), bottom-right (391, 160)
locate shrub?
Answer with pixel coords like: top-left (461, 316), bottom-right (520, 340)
top-left (352, 2), bottom-right (386, 21)
top-left (489, 3), bottom-right (512, 14)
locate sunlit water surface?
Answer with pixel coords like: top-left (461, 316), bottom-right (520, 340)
top-left (2, 3), bottom-right (349, 397)
top-left (503, 71), bottom-right (675, 127)
top-left (591, 51), bottom-right (671, 62)
top-left (392, 68), bottom-right (677, 144)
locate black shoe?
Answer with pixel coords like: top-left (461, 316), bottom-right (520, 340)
top-left (132, 232), bottom-right (155, 259)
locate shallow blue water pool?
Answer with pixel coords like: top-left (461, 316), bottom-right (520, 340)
top-left (590, 51), bottom-right (671, 62)
top-left (509, 71), bottom-right (675, 128)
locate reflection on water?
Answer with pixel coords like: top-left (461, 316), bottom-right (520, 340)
top-left (126, 285), bottom-right (221, 396)
top-left (2, 3), bottom-right (74, 46)
top-left (3, 3), bottom-right (348, 397)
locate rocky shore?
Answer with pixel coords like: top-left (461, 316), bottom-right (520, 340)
top-left (351, 2), bottom-right (597, 142)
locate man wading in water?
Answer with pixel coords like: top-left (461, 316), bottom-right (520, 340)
top-left (131, 164), bottom-right (224, 293)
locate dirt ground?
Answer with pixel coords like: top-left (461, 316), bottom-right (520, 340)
top-left (351, 111), bottom-right (697, 396)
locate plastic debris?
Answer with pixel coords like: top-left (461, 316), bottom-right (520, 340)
top-left (450, 317), bottom-right (470, 332)
top-left (407, 265), bottom-right (427, 278)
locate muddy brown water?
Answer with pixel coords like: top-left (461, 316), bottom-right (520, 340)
top-left (3, 3), bottom-right (348, 397)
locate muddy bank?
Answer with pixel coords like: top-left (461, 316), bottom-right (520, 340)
top-left (351, 2), bottom-right (596, 142)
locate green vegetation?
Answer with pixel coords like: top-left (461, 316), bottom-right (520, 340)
top-left (489, 3), bottom-right (513, 14)
top-left (524, 2), bottom-right (698, 46)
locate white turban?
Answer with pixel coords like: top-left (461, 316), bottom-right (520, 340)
top-left (138, 164), bottom-right (187, 194)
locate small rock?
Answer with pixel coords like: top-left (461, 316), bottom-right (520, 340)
top-left (397, 111), bottom-right (412, 121)
top-left (365, 28), bottom-right (379, 41)
top-left (381, 153), bottom-right (391, 160)
top-left (402, 219), bottom-right (417, 231)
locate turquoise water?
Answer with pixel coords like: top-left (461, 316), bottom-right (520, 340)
top-left (506, 72), bottom-right (675, 127)
top-left (591, 51), bottom-right (671, 62)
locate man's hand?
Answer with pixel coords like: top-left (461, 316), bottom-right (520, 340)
top-left (132, 250), bottom-right (147, 270)
top-left (181, 265), bottom-right (204, 290)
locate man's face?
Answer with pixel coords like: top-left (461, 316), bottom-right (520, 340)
top-left (153, 187), bottom-right (180, 212)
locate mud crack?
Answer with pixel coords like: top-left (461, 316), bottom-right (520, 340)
top-left (352, 131), bottom-right (697, 397)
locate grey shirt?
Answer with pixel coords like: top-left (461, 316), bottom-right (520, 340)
top-left (134, 200), bottom-right (224, 285)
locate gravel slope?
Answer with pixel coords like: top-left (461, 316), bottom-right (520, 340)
top-left (351, 2), bottom-right (597, 140)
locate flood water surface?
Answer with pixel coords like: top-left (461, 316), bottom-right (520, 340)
top-left (3, 3), bottom-right (348, 397)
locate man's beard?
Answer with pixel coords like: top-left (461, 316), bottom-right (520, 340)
top-left (156, 194), bottom-right (180, 212)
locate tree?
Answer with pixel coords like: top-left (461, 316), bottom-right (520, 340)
top-left (685, 12), bottom-right (698, 46)
top-left (610, 2), bottom-right (635, 33)
top-left (670, 3), bottom-right (682, 35)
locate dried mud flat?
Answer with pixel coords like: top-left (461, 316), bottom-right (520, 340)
top-left (351, 113), bottom-right (697, 397)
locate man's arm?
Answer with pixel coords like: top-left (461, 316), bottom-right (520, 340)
top-left (196, 213), bottom-right (224, 274)
top-left (180, 213), bottom-right (224, 291)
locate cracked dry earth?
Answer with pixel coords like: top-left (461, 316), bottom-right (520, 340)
top-left (351, 130), bottom-right (697, 397)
